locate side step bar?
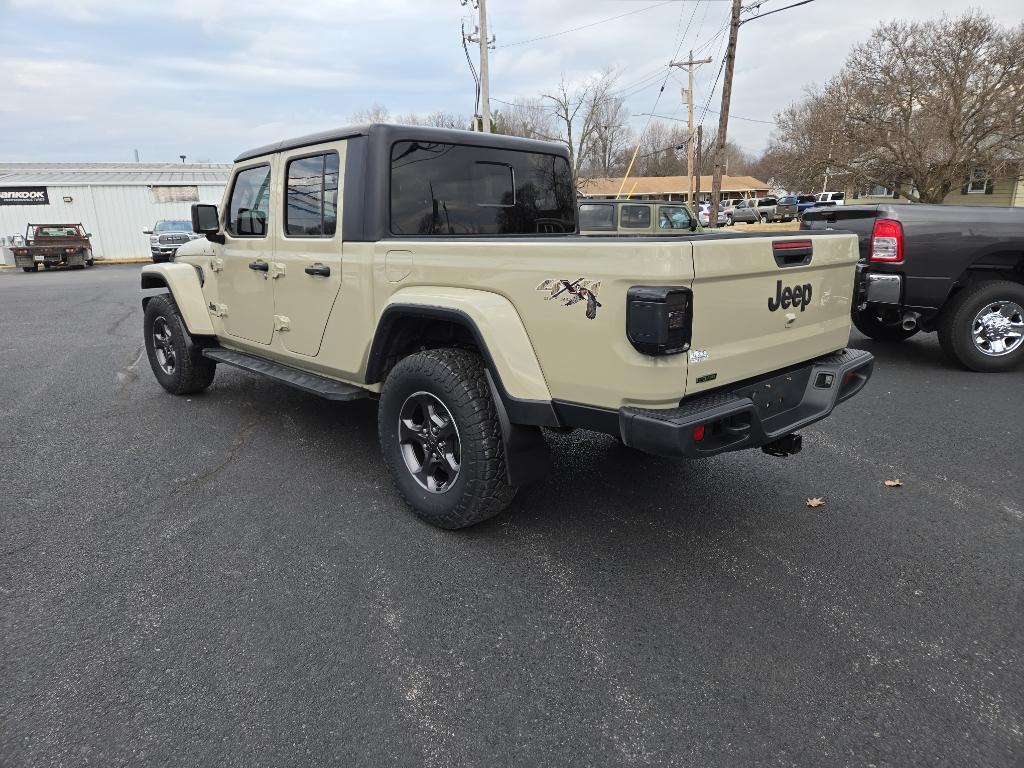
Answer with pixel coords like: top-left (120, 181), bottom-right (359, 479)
top-left (202, 347), bottom-right (368, 401)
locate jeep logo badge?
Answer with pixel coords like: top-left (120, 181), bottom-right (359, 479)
top-left (768, 280), bottom-right (812, 312)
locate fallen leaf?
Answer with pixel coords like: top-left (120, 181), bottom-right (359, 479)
top-left (884, 479), bottom-right (903, 488)
top-left (806, 497), bottom-right (825, 508)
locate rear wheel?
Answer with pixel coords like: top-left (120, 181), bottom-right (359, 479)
top-left (378, 348), bottom-right (517, 529)
top-left (143, 294), bottom-right (217, 394)
top-left (938, 280), bottom-right (1024, 372)
top-left (852, 308), bottom-right (919, 342)
top-left (22, 266), bottom-right (37, 273)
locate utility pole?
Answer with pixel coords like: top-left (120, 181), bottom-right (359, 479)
top-left (670, 52), bottom-right (712, 207)
top-left (462, 0), bottom-right (495, 132)
top-left (694, 124), bottom-right (703, 207)
top-left (709, 0), bottom-right (742, 228)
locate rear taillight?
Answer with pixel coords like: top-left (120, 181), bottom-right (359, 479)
top-left (870, 218), bottom-right (903, 263)
top-left (626, 286), bottom-right (692, 356)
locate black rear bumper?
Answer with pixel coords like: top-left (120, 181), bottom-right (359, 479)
top-left (619, 348), bottom-right (874, 458)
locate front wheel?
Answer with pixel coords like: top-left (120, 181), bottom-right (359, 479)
top-left (143, 294), bottom-right (217, 394)
top-left (22, 266), bottom-right (38, 273)
top-left (938, 281), bottom-right (1024, 372)
top-left (378, 348), bottom-right (517, 529)
top-left (852, 309), bottom-right (919, 342)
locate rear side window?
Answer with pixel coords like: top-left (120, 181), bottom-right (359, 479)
top-left (620, 205), bottom-right (651, 228)
top-left (658, 206), bottom-right (692, 229)
top-left (227, 164), bottom-right (271, 237)
top-left (579, 203), bottom-right (615, 230)
top-left (285, 152), bottom-right (340, 237)
top-left (830, 192), bottom-right (845, 201)
top-left (390, 141), bottom-right (575, 235)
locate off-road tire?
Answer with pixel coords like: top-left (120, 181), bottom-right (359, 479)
top-left (22, 266), bottom-right (37, 273)
top-left (378, 348), bottom-right (517, 529)
top-left (86, 258), bottom-right (95, 267)
top-left (143, 294), bottom-right (216, 394)
top-left (938, 280), bottom-right (1024, 372)
top-left (852, 309), bottom-right (919, 342)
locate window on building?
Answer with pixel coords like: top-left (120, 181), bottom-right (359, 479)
top-left (226, 165), bottom-right (271, 237)
top-left (285, 152), bottom-right (339, 237)
top-left (968, 167), bottom-right (988, 194)
top-left (579, 203), bottom-right (615, 230)
top-left (389, 141), bottom-right (575, 235)
top-left (620, 204), bottom-right (652, 228)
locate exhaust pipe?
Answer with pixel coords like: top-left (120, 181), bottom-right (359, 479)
top-left (901, 311), bottom-right (920, 331)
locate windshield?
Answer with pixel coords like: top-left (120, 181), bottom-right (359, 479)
top-left (154, 220), bottom-right (192, 233)
top-left (779, 196), bottom-right (797, 204)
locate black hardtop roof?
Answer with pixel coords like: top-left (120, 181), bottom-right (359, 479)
top-left (234, 123), bottom-right (568, 163)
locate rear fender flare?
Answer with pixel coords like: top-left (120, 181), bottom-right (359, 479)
top-left (140, 263), bottom-right (214, 336)
top-left (366, 289), bottom-right (557, 427)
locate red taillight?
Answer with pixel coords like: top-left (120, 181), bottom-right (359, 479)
top-left (692, 424), bottom-right (706, 442)
top-left (870, 218), bottom-right (903, 263)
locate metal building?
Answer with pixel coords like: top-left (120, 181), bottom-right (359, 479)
top-left (0, 163), bottom-right (230, 264)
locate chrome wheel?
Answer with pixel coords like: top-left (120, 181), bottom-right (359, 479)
top-left (152, 316), bottom-right (177, 374)
top-left (971, 300), bottom-right (1024, 357)
top-left (398, 391), bottom-right (461, 494)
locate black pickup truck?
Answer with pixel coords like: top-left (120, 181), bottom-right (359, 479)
top-left (802, 204), bottom-right (1024, 372)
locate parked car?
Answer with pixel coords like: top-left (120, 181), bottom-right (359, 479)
top-left (802, 203), bottom-right (1024, 371)
top-left (775, 195), bottom-right (799, 222)
top-left (753, 197), bottom-right (779, 222)
top-left (143, 219), bottom-right (201, 262)
top-left (10, 223), bottom-right (94, 272)
top-left (723, 198), bottom-right (760, 224)
top-left (796, 195), bottom-right (819, 215)
top-left (578, 200), bottom-right (700, 235)
top-left (698, 202), bottom-right (727, 227)
top-left (814, 191), bottom-right (846, 207)
top-left (140, 122), bottom-right (873, 529)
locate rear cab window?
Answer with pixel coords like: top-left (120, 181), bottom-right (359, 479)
top-left (620, 204), bottom-right (652, 229)
top-left (579, 203), bottom-right (615, 230)
top-left (226, 164), bottom-right (272, 237)
top-left (389, 141), bottom-right (575, 235)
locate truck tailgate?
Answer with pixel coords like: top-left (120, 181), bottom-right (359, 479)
top-left (686, 233), bottom-right (858, 394)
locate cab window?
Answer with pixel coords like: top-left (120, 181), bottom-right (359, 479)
top-left (227, 164), bottom-right (272, 237)
top-left (579, 203), bottom-right (615, 230)
top-left (285, 152), bottom-right (340, 237)
top-left (658, 206), bottom-right (692, 230)
top-left (620, 204), bottom-right (651, 228)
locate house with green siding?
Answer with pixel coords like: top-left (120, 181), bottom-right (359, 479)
top-left (845, 167), bottom-right (1024, 207)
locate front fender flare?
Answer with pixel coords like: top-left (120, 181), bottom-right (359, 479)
top-left (140, 263), bottom-right (214, 336)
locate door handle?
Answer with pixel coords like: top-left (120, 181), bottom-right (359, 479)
top-left (304, 264), bottom-right (331, 277)
top-left (248, 260), bottom-right (269, 272)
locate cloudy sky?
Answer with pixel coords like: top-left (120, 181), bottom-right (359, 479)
top-left (0, 0), bottom-right (1019, 163)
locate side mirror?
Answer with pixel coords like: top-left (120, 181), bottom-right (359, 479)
top-left (86, 233), bottom-right (93, 238)
top-left (191, 203), bottom-right (220, 234)
top-left (142, 229), bottom-right (153, 235)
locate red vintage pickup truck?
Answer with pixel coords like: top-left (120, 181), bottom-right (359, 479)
top-left (12, 223), bottom-right (95, 272)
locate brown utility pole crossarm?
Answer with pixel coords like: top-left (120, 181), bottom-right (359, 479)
top-left (670, 52), bottom-right (713, 208)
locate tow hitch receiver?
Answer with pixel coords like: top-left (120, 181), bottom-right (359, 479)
top-left (762, 433), bottom-right (802, 457)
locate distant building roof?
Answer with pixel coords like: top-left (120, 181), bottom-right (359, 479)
top-left (0, 162), bottom-right (232, 187)
top-left (580, 174), bottom-right (769, 197)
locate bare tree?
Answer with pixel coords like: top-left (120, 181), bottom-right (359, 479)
top-left (492, 98), bottom-right (559, 141)
top-left (349, 103), bottom-right (392, 124)
top-left (768, 12), bottom-right (1024, 202)
top-left (350, 105), bottom-right (470, 129)
top-left (586, 94), bottom-right (632, 177)
top-left (542, 69), bottom-right (621, 182)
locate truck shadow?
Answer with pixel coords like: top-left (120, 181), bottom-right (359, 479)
top-left (848, 331), bottom-right (959, 372)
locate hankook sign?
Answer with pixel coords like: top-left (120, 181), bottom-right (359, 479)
top-left (0, 187), bottom-right (49, 205)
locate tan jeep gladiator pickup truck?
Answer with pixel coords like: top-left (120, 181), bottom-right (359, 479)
top-left (140, 124), bottom-right (873, 529)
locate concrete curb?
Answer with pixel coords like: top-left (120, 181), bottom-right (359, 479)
top-left (0, 258), bottom-right (151, 269)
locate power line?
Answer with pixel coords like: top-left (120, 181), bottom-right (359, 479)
top-left (635, 110), bottom-right (774, 125)
top-left (496, 1), bottom-right (675, 48)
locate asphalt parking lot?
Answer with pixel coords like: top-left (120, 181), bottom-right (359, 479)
top-left (2, 265), bottom-right (1021, 767)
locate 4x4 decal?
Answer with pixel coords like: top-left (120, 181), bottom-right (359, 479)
top-left (537, 278), bottom-right (603, 319)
